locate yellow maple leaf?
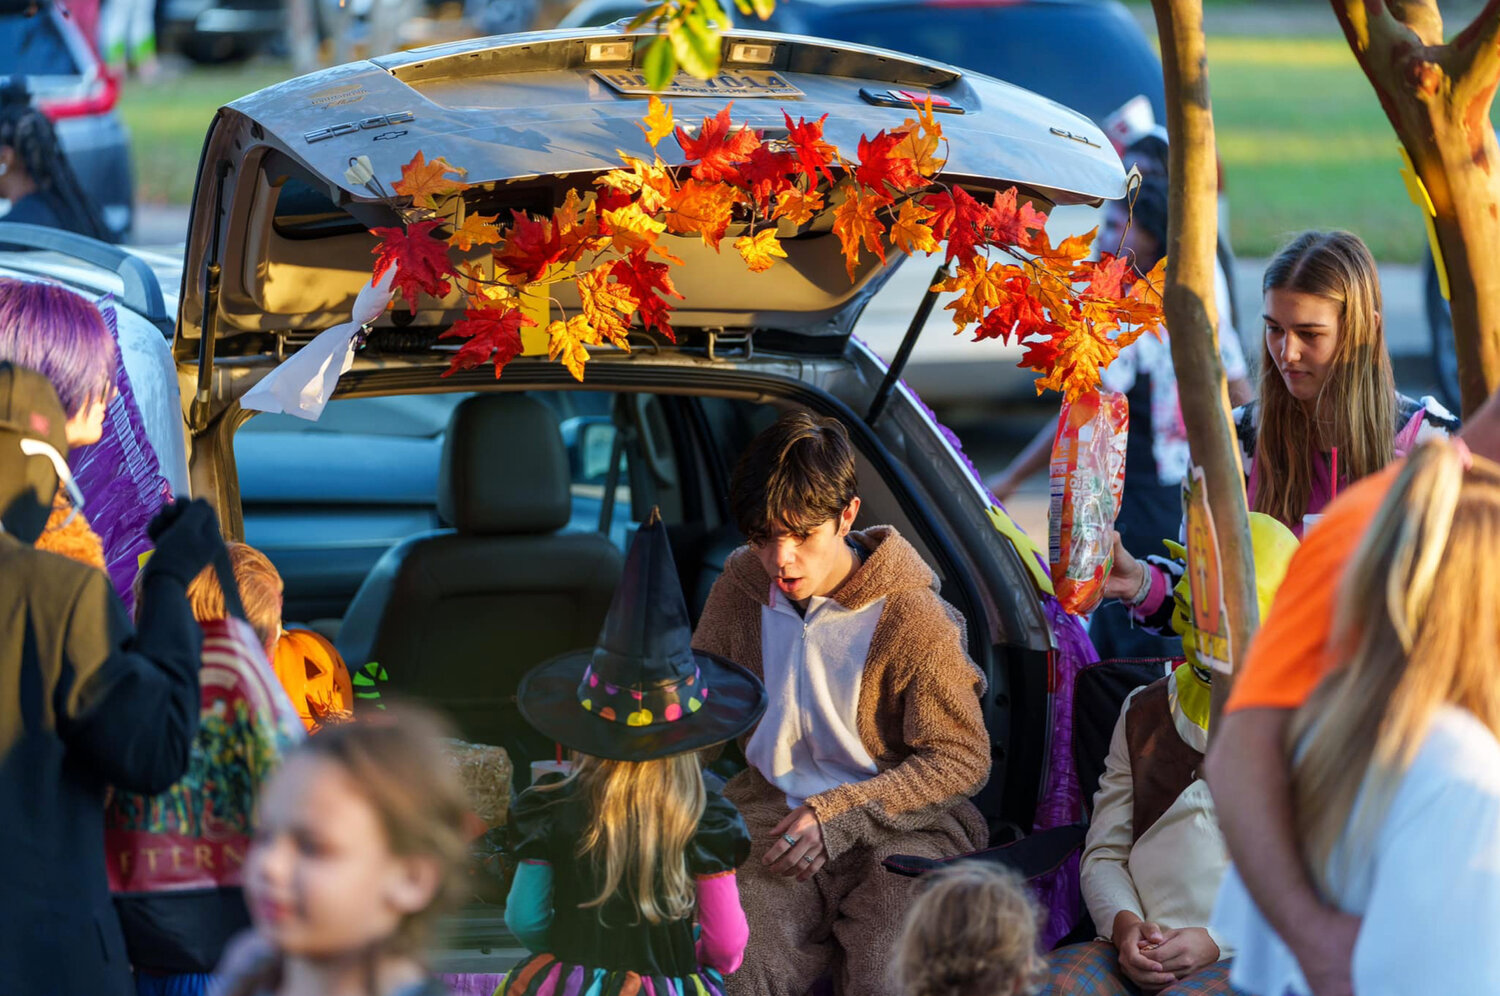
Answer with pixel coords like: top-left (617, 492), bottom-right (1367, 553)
top-left (602, 202), bottom-right (667, 256)
top-left (576, 265), bottom-right (638, 349)
top-left (556, 188), bottom-right (606, 257)
top-left (597, 154), bottom-right (676, 215)
top-left (735, 228), bottom-right (788, 273)
top-left (890, 199), bottom-right (939, 257)
top-left (1032, 320), bottom-right (1123, 401)
top-left (639, 95), bottom-right (675, 148)
top-left (664, 179), bottom-right (741, 250)
top-left (772, 187), bottom-right (825, 227)
top-left (832, 187), bottom-right (887, 281)
top-left (457, 260), bottom-right (515, 304)
top-left (447, 211), bottom-right (502, 251)
top-left (547, 314), bottom-right (602, 381)
top-left (392, 152), bottom-right (469, 210)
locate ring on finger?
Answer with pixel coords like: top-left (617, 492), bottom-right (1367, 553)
top-left (801, 854), bottom-right (815, 863)
top-left (782, 833), bottom-right (799, 846)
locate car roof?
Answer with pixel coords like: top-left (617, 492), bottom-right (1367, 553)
top-left (176, 25), bottom-right (1125, 361)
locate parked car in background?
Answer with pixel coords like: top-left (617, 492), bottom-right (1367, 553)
top-left (158, 0), bottom-right (283, 62)
top-left (557, 0), bottom-right (734, 29)
top-left (0, 3), bottom-right (134, 240)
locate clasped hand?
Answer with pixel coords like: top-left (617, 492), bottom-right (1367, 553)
top-left (763, 805), bottom-right (827, 882)
top-left (1112, 913), bottom-right (1219, 991)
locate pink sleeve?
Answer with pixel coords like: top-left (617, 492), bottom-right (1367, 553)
top-left (695, 871), bottom-right (749, 975)
top-left (1133, 564), bottom-right (1170, 619)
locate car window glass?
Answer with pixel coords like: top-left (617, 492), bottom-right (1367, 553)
top-left (0, 13), bottom-right (81, 76)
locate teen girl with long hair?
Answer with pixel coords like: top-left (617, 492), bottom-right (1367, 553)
top-left (1214, 439), bottom-right (1500, 992)
top-left (501, 513), bottom-right (766, 996)
top-left (1106, 230), bottom-right (1459, 623)
top-left (0, 80), bottom-right (111, 242)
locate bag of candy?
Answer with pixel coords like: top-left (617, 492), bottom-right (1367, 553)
top-left (1049, 389), bottom-right (1130, 614)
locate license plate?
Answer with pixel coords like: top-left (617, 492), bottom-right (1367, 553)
top-left (593, 69), bottom-right (804, 98)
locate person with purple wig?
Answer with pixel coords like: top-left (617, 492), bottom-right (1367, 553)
top-left (0, 278), bottom-right (119, 568)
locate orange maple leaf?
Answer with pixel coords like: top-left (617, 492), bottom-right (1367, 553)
top-left (447, 211), bottom-right (502, 251)
top-left (894, 98), bottom-right (946, 178)
top-left (393, 152), bottom-right (469, 210)
top-left (675, 104), bottom-right (761, 183)
top-left (772, 187), bottom-right (824, 227)
top-left (456, 260), bottom-right (516, 304)
top-left (833, 186), bottom-right (888, 281)
top-left (602, 202), bottom-right (667, 256)
top-left (556, 187), bottom-right (606, 258)
top-left (639, 95), bottom-right (675, 148)
top-left (735, 228), bottom-right (788, 273)
top-left (664, 179), bottom-right (741, 250)
top-left (1029, 320), bottom-right (1124, 401)
top-left (577, 264), bottom-right (638, 349)
top-left (1034, 227), bottom-right (1098, 269)
top-left (547, 314), bottom-right (602, 381)
top-left (934, 256), bottom-right (1025, 329)
top-left (890, 199), bottom-right (939, 257)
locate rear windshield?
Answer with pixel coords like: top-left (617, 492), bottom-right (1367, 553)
top-left (0, 12), bottom-right (81, 77)
top-left (784, 2), bottom-right (1164, 125)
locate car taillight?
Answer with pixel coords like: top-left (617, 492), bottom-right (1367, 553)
top-left (37, 71), bottom-right (120, 120)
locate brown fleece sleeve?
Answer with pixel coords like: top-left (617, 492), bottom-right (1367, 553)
top-left (691, 571), bottom-right (742, 662)
top-left (805, 593), bottom-right (991, 861)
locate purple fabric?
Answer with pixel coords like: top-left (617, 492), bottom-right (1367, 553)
top-left (68, 301), bottom-right (173, 614)
top-left (1030, 596), bottom-right (1100, 949)
top-left (439, 975), bottom-right (508, 996)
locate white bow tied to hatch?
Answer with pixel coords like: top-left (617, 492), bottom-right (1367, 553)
top-left (240, 264), bottom-right (399, 421)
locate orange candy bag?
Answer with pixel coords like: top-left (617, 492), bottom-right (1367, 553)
top-left (1049, 389), bottom-right (1129, 615)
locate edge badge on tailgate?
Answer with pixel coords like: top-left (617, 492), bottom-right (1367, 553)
top-left (593, 69), bottom-right (803, 98)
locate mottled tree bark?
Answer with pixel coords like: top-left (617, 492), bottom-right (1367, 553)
top-left (1152, 0), bottom-right (1259, 726)
top-left (1333, 0), bottom-right (1500, 416)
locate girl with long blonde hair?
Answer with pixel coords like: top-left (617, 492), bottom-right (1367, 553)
top-left (501, 512), bottom-right (767, 996)
top-left (1213, 440), bottom-right (1500, 993)
top-left (1106, 230), bottom-right (1458, 623)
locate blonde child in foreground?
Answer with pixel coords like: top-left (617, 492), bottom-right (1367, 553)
top-left (213, 707), bottom-right (469, 996)
top-left (1214, 439), bottom-right (1500, 993)
top-left (498, 512), bottom-right (766, 996)
top-left (893, 863), bottom-right (1046, 996)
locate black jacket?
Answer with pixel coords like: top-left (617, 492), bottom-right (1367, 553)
top-left (0, 533), bottom-right (203, 996)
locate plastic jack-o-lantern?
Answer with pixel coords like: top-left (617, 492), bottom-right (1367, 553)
top-left (272, 628), bottom-right (355, 733)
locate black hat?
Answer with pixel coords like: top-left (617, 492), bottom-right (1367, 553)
top-left (0, 362), bottom-right (70, 542)
top-left (518, 510), bottom-right (766, 761)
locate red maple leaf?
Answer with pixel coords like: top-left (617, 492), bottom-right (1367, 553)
top-left (1018, 329), bottom-right (1063, 373)
top-left (783, 111), bottom-right (837, 185)
top-left (675, 104), bottom-right (761, 183)
top-left (371, 220), bottom-right (455, 308)
top-left (739, 144), bottom-right (798, 213)
top-left (439, 305), bottom-right (536, 378)
top-left (920, 187), bottom-right (988, 263)
top-left (972, 274), bottom-right (1054, 345)
top-left (613, 251), bottom-right (683, 342)
top-left (1082, 253), bottom-right (1134, 300)
top-left (494, 210), bottom-right (566, 283)
top-left (978, 187), bottom-right (1049, 250)
top-left (854, 129), bottom-right (925, 194)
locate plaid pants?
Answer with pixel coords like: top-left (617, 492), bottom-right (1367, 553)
top-left (1041, 940), bottom-right (1240, 996)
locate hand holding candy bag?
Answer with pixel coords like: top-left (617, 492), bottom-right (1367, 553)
top-left (1049, 390), bottom-right (1129, 615)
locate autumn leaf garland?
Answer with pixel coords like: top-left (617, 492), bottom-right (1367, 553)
top-left (367, 93), bottom-right (1163, 397)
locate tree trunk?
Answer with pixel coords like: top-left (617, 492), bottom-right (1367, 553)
top-left (1151, 0), bottom-right (1260, 725)
top-left (1332, 0), bottom-right (1500, 417)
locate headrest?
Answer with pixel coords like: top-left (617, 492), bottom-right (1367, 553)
top-left (438, 394), bottom-right (571, 535)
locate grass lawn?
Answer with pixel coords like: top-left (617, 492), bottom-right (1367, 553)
top-left (1208, 35), bottom-right (1439, 263)
top-left (118, 63), bottom-right (294, 207)
top-left (116, 33), bottom-right (1478, 264)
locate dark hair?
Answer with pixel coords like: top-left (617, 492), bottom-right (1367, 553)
top-left (0, 79), bottom-right (110, 241)
top-left (1115, 134), bottom-right (1169, 268)
top-left (729, 411), bottom-right (857, 542)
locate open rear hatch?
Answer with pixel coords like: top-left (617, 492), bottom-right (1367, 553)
top-left (173, 25), bottom-right (1125, 380)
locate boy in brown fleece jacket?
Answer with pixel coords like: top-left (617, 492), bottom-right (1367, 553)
top-left (692, 411), bottom-right (991, 996)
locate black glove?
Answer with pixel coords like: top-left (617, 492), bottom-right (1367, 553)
top-left (142, 498), bottom-right (224, 587)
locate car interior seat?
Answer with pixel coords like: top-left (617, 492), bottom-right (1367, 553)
top-left (336, 393), bottom-right (625, 785)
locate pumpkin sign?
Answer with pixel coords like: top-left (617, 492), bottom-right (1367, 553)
top-left (272, 627), bottom-right (355, 732)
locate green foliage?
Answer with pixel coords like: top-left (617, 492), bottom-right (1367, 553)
top-left (631, 0), bottom-right (769, 86)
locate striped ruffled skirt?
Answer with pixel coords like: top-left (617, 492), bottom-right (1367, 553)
top-left (496, 953), bottom-right (727, 996)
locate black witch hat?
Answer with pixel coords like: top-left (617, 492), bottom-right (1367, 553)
top-left (518, 510), bottom-right (767, 761)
